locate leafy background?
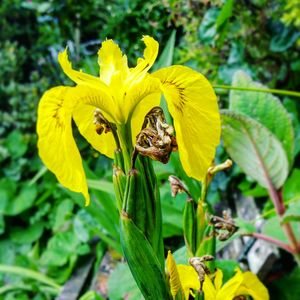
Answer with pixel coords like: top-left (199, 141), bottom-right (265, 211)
top-left (1, 0), bottom-right (300, 299)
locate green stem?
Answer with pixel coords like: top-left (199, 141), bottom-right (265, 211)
top-left (213, 84), bottom-right (300, 98)
top-left (0, 265), bottom-right (61, 291)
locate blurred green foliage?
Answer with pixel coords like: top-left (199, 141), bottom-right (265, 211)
top-left (1, 0), bottom-right (300, 299)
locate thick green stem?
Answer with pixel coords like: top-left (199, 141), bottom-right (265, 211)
top-left (213, 84), bottom-right (300, 98)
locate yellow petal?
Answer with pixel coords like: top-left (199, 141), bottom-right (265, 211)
top-left (214, 269), bottom-right (223, 291)
top-left (203, 274), bottom-right (217, 300)
top-left (72, 102), bottom-right (116, 158)
top-left (166, 251), bottom-right (185, 299)
top-left (125, 75), bottom-right (161, 138)
top-left (234, 271), bottom-right (269, 300)
top-left (217, 268), bottom-right (244, 300)
top-left (98, 39), bottom-right (129, 85)
top-left (126, 36), bottom-right (159, 88)
top-left (152, 65), bottom-right (221, 181)
top-left (37, 86), bottom-right (90, 205)
top-left (177, 265), bottom-right (200, 300)
top-left (58, 48), bottom-right (111, 93)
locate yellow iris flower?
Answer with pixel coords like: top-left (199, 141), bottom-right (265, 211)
top-left (166, 252), bottom-right (269, 300)
top-left (37, 36), bottom-right (220, 205)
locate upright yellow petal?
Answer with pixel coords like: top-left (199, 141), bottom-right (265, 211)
top-left (37, 86), bottom-right (90, 205)
top-left (98, 39), bottom-right (129, 85)
top-left (124, 74), bottom-right (161, 137)
top-left (152, 65), bottom-right (221, 181)
top-left (214, 269), bottom-right (223, 291)
top-left (217, 268), bottom-right (244, 300)
top-left (177, 265), bottom-right (200, 300)
top-left (166, 251), bottom-right (185, 299)
top-left (72, 103), bottom-right (116, 158)
top-left (202, 274), bottom-right (217, 300)
top-left (58, 49), bottom-right (111, 93)
top-left (126, 36), bottom-right (159, 88)
top-left (234, 271), bottom-right (269, 300)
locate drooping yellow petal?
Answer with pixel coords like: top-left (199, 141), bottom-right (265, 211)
top-left (37, 86), bottom-right (90, 205)
top-left (58, 48), bottom-right (111, 92)
top-left (152, 65), bottom-right (221, 181)
top-left (98, 39), bottom-right (129, 85)
top-left (166, 251), bottom-right (185, 299)
top-left (234, 271), bottom-right (269, 300)
top-left (177, 265), bottom-right (200, 299)
top-left (126, 36), bottom-right (159, 88)
top-left (72, 103), bottom-right (116, 159)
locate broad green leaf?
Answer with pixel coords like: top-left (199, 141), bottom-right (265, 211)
top-left (269, 267), bottom-right (300, 300)
top-left (161, 184), bottom-right (184, 238)
top-left (216, 0), bottom-right (234, 29)
top-left (221, 110), bottom-right (289, 189)
top-left (4, 130), bottom-right (28, 159)
top-left (283, 168), bottom-right (300, 201)
top-left (9, 222), bottom-right (44, 244)
top-left (230, 70), bottom-right (294, 167)
top-left (40, 231), bottom-right (80, 266)
top-left (215, 260), bottom-right (239, 284)
top-left (86, 179), bottom-right (114, 196)
top-left (198, 8), bottom-right (219, 45)
top-left (4, 184), bottom-right (37, 216)
top-left (153, 30), bottom-right (176, 71)
top-left (270, 26), bottom-right (300, 53)
top-left (53, 199), bottom-right (74, 231)
top-left (108, 262), bottom-right (143, 300)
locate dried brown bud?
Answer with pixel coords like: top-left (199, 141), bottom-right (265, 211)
top-left (135, 107), bottom-right (177, 164)
top-left (168, 175), bottom-right (188, 197)
top-left (189, 255), bottom-right (214, 291)
top-left (210, 211), bottom-right (238, 241)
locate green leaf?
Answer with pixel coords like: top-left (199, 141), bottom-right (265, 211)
top-left (79, 291), bottom-right (104, 300)
top-left (262, 216), bottom-right (287, 243)
top-left (198, 8), bottom-right (219, 45)
top-left (40, 231), bottom-right (80, 267)
top-left (107, 262), bottom-right (143, 300)
top-left (4, 184), bottom-right (37, 216)
top-left (161, 185), bottom-right (184, 238)
top-left (283, 169), bottom-right (300, 201)
top-left (53, 199), bottom-right (74, 231)
top-left (230, 70), bottom-right (294, 167)
top-left (9, 222), bottom-right (44, 244)
top-left (86, 179), bottom-right (114, 196)
top-left (0, 178), bottom-right (16, 213)
top-left (269, 267), bottom-right (300, 300)
top-left (221, 110), bottom-right (289, 189)
top-left (216, 0), bottom-right (234, 29)
top-left (4, 130), bottom-right (28, 159)
top-left (270, 26), bottom-right (300, 53)
top-left (215, 260), bottom-right (239, 284)
top-left (153, 30), bottom-right (176, 71)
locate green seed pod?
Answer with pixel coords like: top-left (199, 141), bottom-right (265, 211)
top-left (183, 198), bottom-right (196, 257)
top-left (120, 212), bottom-right (171, 300)
top-left (112, 165), bottom-right (126, 210)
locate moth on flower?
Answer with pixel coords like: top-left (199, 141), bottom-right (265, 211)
top-left (37, 36), bottom-right (220, 205)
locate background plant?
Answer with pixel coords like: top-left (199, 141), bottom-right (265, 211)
top-left (1, 0), bottom-right (300, 299)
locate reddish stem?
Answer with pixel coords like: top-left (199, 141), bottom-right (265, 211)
top-left (244, 232), bottom-right (296, 254)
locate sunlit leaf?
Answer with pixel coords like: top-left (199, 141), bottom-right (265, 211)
top-left (221, 110), bottom-right (289, 189)
top-left (230, 70), bottom-right (294, 168)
